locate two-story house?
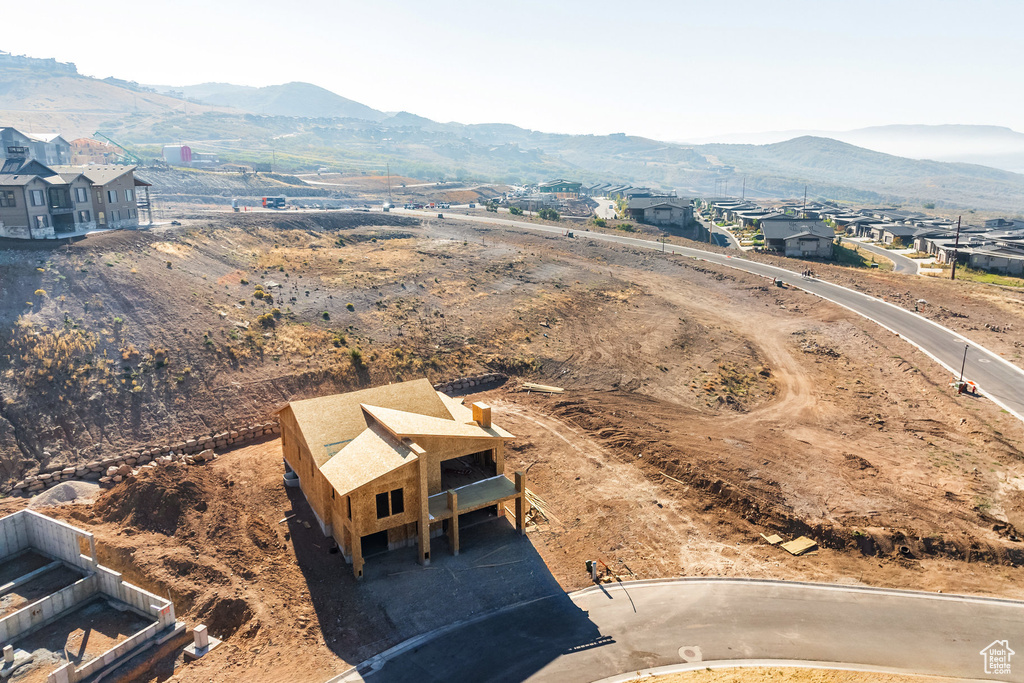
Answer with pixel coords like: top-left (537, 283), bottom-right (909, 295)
top-left (278, 379), bottom-right (527, 579)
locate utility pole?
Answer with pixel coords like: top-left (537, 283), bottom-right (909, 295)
top-left (802, 185), bottom-right (807, 218)
top-left (741, 177), bottom-right (745, 200)
top-left (959, 344), bottom-right (968, 383)
top-left (950, 215), bottom-right (962, 281)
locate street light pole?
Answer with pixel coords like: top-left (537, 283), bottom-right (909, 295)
top-left (950, 215), bottom-right (962, 281)
top-left (959, 344), bottom-right (968, 383)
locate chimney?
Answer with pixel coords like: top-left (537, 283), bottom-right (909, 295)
top-left (471, 402), bottom-right (491, 428)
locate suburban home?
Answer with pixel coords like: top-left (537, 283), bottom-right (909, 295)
top-left (278, 379), bottom-right (527, 579)
top-left (758, 216), bottom-right (834, 258)
top-left (874, 224), bottom-right (919, 245)
top-left (627, 196), bottom-right (694, 227)
top-left (53, 165), bottom-right (151, 229)
top-left (967, 245), bottom-right (1024, 275)
top-left (538, 179), bottom-right (582, 199)
top-left (1, 127), bottom-right (70, 166)
top-left (0, 154), bottom-right (150, 239)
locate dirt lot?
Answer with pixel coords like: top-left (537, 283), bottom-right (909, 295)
top-left (2, 211), bottom-right (1024, 680)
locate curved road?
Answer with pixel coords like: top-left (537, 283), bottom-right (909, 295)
top-left (345, 579), bottom-right (1024, 682)
top-left (397, 208), bottom-right (1024, 422)
top-left (849, 239), bottom-right (919, 274)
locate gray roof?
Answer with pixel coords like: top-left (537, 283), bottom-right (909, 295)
top-left (760, 220), bottom-right (833, 240)
top-left (51, 164), bottom-right (135, 185)
top-left (629, 197), bottom-right (690, 210)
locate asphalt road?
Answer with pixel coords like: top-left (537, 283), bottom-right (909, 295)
top-left (347, 579), bottom-right (1024, 682)
top-left (849, 239), bottom-right (919, 274)
top-left (397, 209), bottom-right (1024, 422)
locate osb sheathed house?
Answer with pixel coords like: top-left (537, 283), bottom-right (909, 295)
top-left (278, 379), bottom-right (526, 579)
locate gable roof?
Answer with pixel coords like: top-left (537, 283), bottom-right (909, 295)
top-left (760, 220), bottom-right (833, 240)
top-left (318, 422), bottom-right (418, 497)
top-left (284, 378), bottom-right (454, 467)
top-left (50, 164), bottom-right (135, 186)
top-left (361, 404), bottom-right (513, 440)
top-left (0, 158), bottom-right (55, 177)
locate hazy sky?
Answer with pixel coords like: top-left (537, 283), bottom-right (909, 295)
top-left (5, 0), bottom-right (1023, 140)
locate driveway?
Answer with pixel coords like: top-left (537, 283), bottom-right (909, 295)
top-left (343, 579), bottom-right (1024, 682)
top-left (592, 197), bottom-right (616, 220)
top-left (848, 239), bottom-right (919, 274)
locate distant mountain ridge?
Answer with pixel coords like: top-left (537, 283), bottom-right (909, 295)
top-left (689, 124), bottom-right (1024, 173)
top-left (158, 82), bottom-right (388, 122)
top-left (5, 48), bottom-right (1024, 212)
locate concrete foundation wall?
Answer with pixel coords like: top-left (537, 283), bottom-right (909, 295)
top-left (66, 618), bottom-right (164, 683)
top-left (0, 509), bottom-right (175, 678)
top-left (22, 510), bottom-right (96, 571)
top-left (0, 573), bottom-right (99, 644)
top-left (96, 565), bottom-right (175, 628)
top-left (0, 511), bottom-right (30, 558)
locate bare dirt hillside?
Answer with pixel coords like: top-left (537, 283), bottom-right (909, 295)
top-left (2, 212), bottom-right (1024, 681)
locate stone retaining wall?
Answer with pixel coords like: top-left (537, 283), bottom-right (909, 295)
top-left (6, 419), bottom-right (280, 496)
top-left (433, 373), bottom-right (506, 395)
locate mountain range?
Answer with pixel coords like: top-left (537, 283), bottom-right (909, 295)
top-left (688, 124), bottom-right (1024, 174)
top-left (2, 49), bottom-right (1023, 213)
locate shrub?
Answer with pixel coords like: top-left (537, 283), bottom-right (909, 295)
top-left (509, 206), bottom-right (524, 216)
top-left (166, 261), bottom-right (172, 269)
top-left (593, 218), bottom-right (606, 228)
top-left (322, 311), bottom-right (330, 320)
top-left (257, 313), bottom-right (276, 328)
top-left (349, 348), bottom-right (364, 368)
top-left (346, 303), bottom-right (355, 311)
top-left (240, 278), bottom-right (249, 285)
top-left (34, 289), bottom-right (46, 297)
top-left (253, 289), bottom-right (266, 300)
top-left (271, 308), bottom-right (282, 318)
top-left (538, 208), bottom-right (560, 221)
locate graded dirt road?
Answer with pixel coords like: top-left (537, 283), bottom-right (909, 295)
top-left (398, 208), bottom-right (1024, 421)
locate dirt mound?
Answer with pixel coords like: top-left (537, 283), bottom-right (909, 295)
top-left (94, 466), bottom-right (211, 535)
top-left (196, 595), bottom-right (253, 640)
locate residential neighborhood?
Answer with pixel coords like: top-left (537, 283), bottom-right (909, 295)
top-left (0, 127), bottom-right (151, 240)
top-left (699, 196), bottom-right (1024, 275)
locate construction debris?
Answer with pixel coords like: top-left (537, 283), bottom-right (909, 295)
top-left (522, 382), bottom-right (564, 394)
top-left (760, 533), bottom-right (783, 545)
top-left (780, 536), bottom-right (818, 556)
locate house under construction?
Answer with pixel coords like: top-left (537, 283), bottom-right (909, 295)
top-left (278, 379), bottom-right (527, 579)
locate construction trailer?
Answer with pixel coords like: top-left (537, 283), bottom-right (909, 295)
top-left (278, 379), bottom-right (527, 579)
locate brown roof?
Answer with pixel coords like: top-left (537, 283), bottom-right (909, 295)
top-left (319, 422), bottom-right (418, 496)
top-left (361, 404), bottom-right (513, 440)
top-left (285, 378), bottom-right (454, 467)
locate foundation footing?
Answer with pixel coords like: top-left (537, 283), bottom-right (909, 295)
top-left (0, 649), bottom-right (34, 677)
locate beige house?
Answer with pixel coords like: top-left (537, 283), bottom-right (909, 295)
top-left (278, 379), bottom-right (526, 579)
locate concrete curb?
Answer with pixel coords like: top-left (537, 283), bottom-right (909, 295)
top-left (590, 659), bottom-right (991, 683)
top-left (327, 577), bottom-right (1024, 682)
top-left (569, 576), bottom-right (1024, 608)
